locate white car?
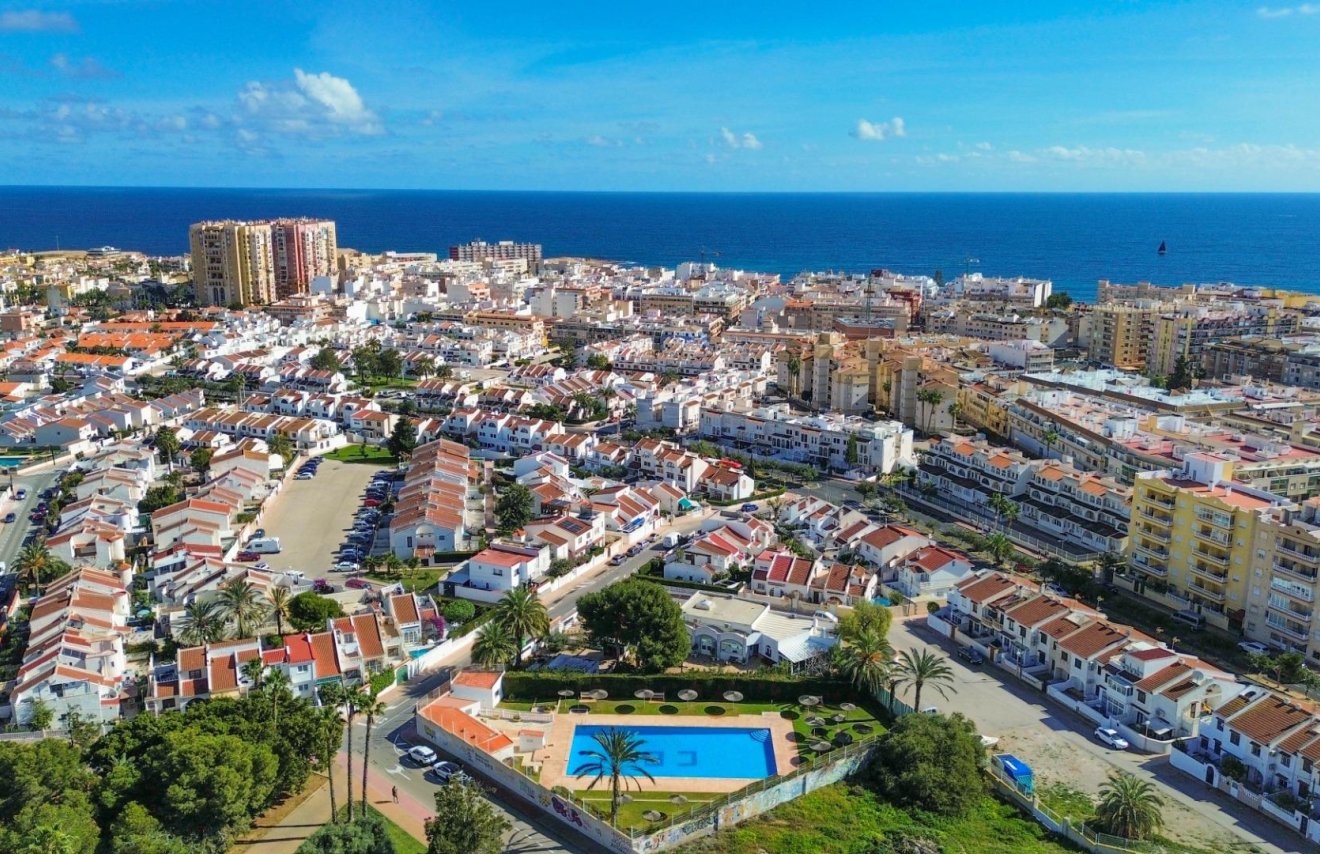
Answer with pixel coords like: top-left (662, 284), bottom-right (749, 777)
top-left (333, 561), bottom-right (360, 573)
top-left (1094, 727), bottom-right (1129, 750)
top-left (1238, 641), bottom-right (1271, 656)
top-left (431, 760), bottom-right (468, 783)
top-left (407, 745), bottom-right (437, 765)
top-left (253, 561), bottom-right (271, 572)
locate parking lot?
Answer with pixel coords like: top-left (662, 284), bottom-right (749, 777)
top-left (888, 614), bottom-right (1294, 853)
top-left (257, 459), bottom-right (389, 580)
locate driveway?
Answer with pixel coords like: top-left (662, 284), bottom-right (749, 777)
top-left (888, 615), bottom-right (1296, 853)
top-left (258, 460), bottom-right (386, 580)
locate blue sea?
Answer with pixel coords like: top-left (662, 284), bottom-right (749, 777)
top-left (3, 187), bottom-right (1320, 303)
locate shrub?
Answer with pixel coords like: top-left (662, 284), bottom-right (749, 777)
top-left (442, 599), bottom-right (476, 624)
top-left (865, 712), bottom-right (985, 817)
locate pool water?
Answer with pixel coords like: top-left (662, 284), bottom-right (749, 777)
top-left (569, 724), bottom-right (775, 779)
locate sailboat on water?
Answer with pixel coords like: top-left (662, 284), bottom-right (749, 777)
top-left (1157, 241), bottom-right (1167, 255)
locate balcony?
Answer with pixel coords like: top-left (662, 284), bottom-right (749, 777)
top-left (1135, 540), bottom-right (1169, 558)
top-left (1266, 615), bottom-right (1309, 641)
top-left (1267, 595), bottom-right (1312, 622)
top-left (1188, 583), bottom-right (1226, 602)
top-left (1195, 509), bottom-right (1233, 529)
top-left (1274, 561), bottom-right (1319, 582)
top-left (1140, 508), bottom-right (1173, 525)
top-left (1144, 492), bottom-right (1176, 509)
top-left (1194, 526), bottom-right (1231, 547)
top-left (1194, 547), bottom-right (1230, 566)
top-left (1131, 555), bottom-right (1168, 577)
top-left (1139, 526), bottom-right (1171, 543)
top-left (1190, 562), bottom-right (1228, 582)
top-left (1278, 541), bottom-right (1319, 563)
top-left (1269, 577), bottom-right (1315, 603)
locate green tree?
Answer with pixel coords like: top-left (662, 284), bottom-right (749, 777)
top-left (217, 578), bottom-right (270, 639)
top-left (267, 432), bottom-right (294, 466)
top-left (352, 344), bottom-right (380, 383)
top-left (846, 433), bottom-right (860, 466)
top-left (268, 586), bottom-right (292, 638)
top-left (571, 727), bottom-right (657, 827)
top-left (1041, 428), bottom-right (1060, 458)
top-left (494, 587), bottom-right (549, 668)
top-left (150, 729), bottom-right (278, 841)
top-left (866, 712), bottom-right (986, 817)
top-left (838, 599), bottom-right (891, 643)
top-left (495, 483), bottom-right (534, 534)
top-left (155, 426), bottom-right (181, 466)
top-left (189, 446), bottom-right (213, 475)
top-left (387, 417), bottom-right (418, 458)
top-left (138, 483), bottom-right (184, 515)
top-left (413, 355), bottom-right (436, 379)
top-left (472, 620), bottom-right (518, 669)
top-left (288, 592), bottom-right (345, 633)
top-left (835, 629), bottom-right (894, 696)
top-left (987, 492), bottom-right (1018, 528)
top-left (442, 599), bottom-right (476, 624)
top-left (915, 387), bottom-right (944, 435)
top-left (26, 698), bottom-right (54, 730)
top-left (984, 532), bottom-right (1015, 568)
top-left (13, 538), bottom-right (70, 592)
top-left (310, 348), bottom-right (342, 373)
top-left (1169, 354), bottom-right (1198, 391)
top-left (893, 647), bottom-right (956, 711)
top-left (316, 685), bottom-right (347, 825)
top-left (1094, 771), bottom-right (1165, 841)
top-left (585, 353), bottom-right (611, 371)
top-left (297, 811), bottom-right (393, 854)
top-left (377, 348), bottom-right (404, 379)
top-left (425, 778), bottom-right (510, 854)
top-left (577, 579), bottom-right (689, 673)
top-left (108, 802), bottom-right (190, 854)
top-left (177, 599), bottom-right (227, 645)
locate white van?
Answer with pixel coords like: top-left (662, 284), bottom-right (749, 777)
top-left (1172, 610), bottom-right (1205, 630)
top-left (249, 537), bottom-right (282, 554)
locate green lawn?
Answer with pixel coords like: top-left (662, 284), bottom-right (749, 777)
top-left (677, 783), bottom-right (1077, 854)
top-left (500, 697), bottom-right (887, 757)
top-left (324, 446), bottom-right (399, 465)
top-left (574, 790), bottom-right (724, 834)
top-left (1036, 784), bottom-right (1215, 854)
top-left (365, 804), bottom-right (425, 854)
top-left (366, 568), bottom-right (443, 593)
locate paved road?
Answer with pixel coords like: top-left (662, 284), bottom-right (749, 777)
top-left (259, 460), bottom-right (386, 580)
top-left (888, 615), bottom-right (1296, 854)
top-left (357, 510), bottom-right (718, 853)
top-left (0, 466), bottom-right (61, 577)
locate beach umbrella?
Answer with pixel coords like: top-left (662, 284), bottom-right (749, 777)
top-left (798, 695), bottom-right (821, 708)
top-left (558, 689), bottom-right (576, 699)
top-left (643, 810), bottom-right (664, 822)
top-left (592, 689), bottom-right (609, 701)
top-left (723, 690), bottom-right (744, 703)
top-left (811, 740), bottom-right (832, 752)
top-left (677, 689), bottom-right (698, 701)
top-left (635, 688), bottom-right (654, 701)
top-left (806, 715), bottom-right (825, 727)
top-left (830, 713), bottom-right (846, 724)
top-left (669, 794), bottom-right (686, 804)
top-left (839, 702), bottom-right (857, 713)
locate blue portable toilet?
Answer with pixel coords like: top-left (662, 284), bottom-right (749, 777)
top-left (995, 754), bottom-right (1034, 795)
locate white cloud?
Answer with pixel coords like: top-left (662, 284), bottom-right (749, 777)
top-left (1257, 4), bottom-right (1319, 17)
top-left (720, 127), bottom-right (762, 150)
top-left (238, 68), bottom-right (382, 137)
top-left (1006, 150), bottom-right (1037, 163)
top-left (1040, 145), bottom-right (1147, 165)
top-left (853, 117), bottom-right (907, 141)
top-left (50, 53), bottom-right (119, 80)
top-left (0, 10), bottom-right (78, 32)
top-left (585, 134), bottom-right (623, 147)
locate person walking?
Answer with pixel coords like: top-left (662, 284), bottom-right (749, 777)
top-left (391, 785), bottom-right (399, 804)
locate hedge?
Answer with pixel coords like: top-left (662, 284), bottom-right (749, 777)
top-left (501, 671), bottom-right (861, 705)
top-left (705, 488), bottom-right (786, 507)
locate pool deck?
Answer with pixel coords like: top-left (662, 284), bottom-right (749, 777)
top-left (537, 712), bottom-right (797, 794)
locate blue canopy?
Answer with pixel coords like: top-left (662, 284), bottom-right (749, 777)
top-left (996, 754), bottom-right (1034, 793)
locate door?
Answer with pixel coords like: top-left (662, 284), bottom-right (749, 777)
top-left (1204, 765), bottom-right (1215, 785)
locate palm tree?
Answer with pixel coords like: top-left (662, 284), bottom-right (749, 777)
top-left (915, 388), bottom-right (944, 435)
top-left (1042, 428), bottom-right (1060, 459)
top-left (268, 586), bottom-right (292, 638)
top-left (495, 587), bottom-right (550, 668)
top-left (264, 667), bottom-right (292, 731)
top-left (177, 599), bottom-right (227, 645)
top-left (413, 355), bottom-right (436, 379)
top-left (217, 578), bottom-right (270, 639)
top-left (947, 400), bottom-right (962, 431)
top-left (893, 647), bottom-right (956, 711)
top-left (13, 539), bottom-right (68, 593)
top-left (317, 684), bottom-right (346, 823)
top-left (344, 685), bottom-right (363, 821)
top-left (572, 727), bottom-right (658, 826)
top-left (472, 620), bottom-right (518, 669)
top-left (984, 532), bottom-right (1015, 567)
top-left (835, 630), bottom-right (894, 696)
top-left (358, 689), bottom-right (388, 815)
top-left (1094, 771), bottom-right (1165, 841)
top-left (987, 492), bottom-right (1018, 528)
top-left (786, 353), bottom-right (802, 398)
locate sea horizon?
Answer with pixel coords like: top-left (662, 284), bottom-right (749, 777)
top-left (4, 186), bottom-right (1319, 304)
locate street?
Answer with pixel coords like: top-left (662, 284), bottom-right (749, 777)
top-left (0, 465), bottom-right (61, 578)
top-left (887, 615), bottom-right (1297, 853)
top-left (355, 508), bottom-right (717, 853)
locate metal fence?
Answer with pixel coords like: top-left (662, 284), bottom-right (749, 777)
top-left (987, 763), bottom-right (1155, 853)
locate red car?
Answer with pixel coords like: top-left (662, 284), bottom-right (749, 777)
top-left (344, 577), bottom-right (373, 590)
top-left (363, 498), bottom-right (381, 508)
top-left (236, 550), bottom-right (260, 561)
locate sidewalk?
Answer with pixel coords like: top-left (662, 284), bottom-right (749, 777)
top-left (239, 754), bottom-right (431, 853)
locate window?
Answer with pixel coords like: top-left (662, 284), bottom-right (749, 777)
top-left (1250, 742), bottom-right (1261, 758)
top-left (1229, 731), bottom-right (1240, 746)
top-left (1281, 753), bottom-right (1292, 768)
top-left (1136, 691), bottom-right (1147, 703)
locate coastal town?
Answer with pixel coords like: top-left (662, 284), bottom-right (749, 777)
top-left (5, 222), bottom-right (1320, 854)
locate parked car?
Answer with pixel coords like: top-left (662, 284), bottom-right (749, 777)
top-left (2, 512), bottom-right (13, 524)
top-left (345, 577), bottom-right (373, 590)
top-left (1237, 640), bottom-right (1271, 656)
top-left (958, 647), bottom-right (985, 665)
top-left (609, 555), bottom-right (625, 566)
top-left (296, 472), bottom-right (314, 480)
top-left (430, 760), bottom-right (468, 784)
top-left (407, 745), bottom-right (437, 765)
top-left (14, 489), bottom-right (26, 500)
top-left (740, 503), bottom-right (758, 512)
top-left (251, 528), bottom-right (266, 539)
top-left (253, 561), bottom-right (271, 572)
top-left (363, 498), bottom-right (382, 507)
top-left (312, 579), bottom-right (334, 594)
top-left (1094, 727), bottom-right (1129, 750)
top-left (236, 550), bottom-right (260, 562)
top-left (333, 561), bottom-right (360, 573)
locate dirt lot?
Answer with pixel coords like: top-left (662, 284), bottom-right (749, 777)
top-left (259, 459), bottom-right (388, 580)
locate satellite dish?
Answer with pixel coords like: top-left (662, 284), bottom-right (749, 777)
top-left (1190, 669), bottom-right (1206, 684)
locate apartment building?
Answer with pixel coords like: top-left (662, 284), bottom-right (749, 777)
top-left (449, 239), bottom-right (542, 271)
top-left (916, 436), bottom-right (1131, 555)
top-left (698, 403), bottom-right (912, 474)
top-left (1149, 307), bottom-right (1302, 379)
top-left (189, 220), bottom-right (277, 306)
top-left (272, 219), bottom-right (337, 298)
top-left (1128, 453), bottom-right (1293, 631)
top-left (1245, 498), bottom-right (1320, 661)
top-left (1085, 303), bottom-right (1161, 370)
top-left (389, 438), bottom-right (473, 562)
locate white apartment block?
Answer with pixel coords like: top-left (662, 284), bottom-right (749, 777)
top-left (699, 403), bottom-right (913, 474)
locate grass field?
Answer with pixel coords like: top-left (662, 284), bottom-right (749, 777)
top-left (324, 445), bottom-right (399, 464)
top-left (365, 804), bottom-right (426, 854)
top-left (365, 568), bottom-right (443, 592)
top-left (574, 789), bottom-right (723, 833)
top-left (677, 783), bottom-right (1078, 854)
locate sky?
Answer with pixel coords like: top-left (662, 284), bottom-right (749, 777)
top-left (2, 1), bottom-right (1320, 191)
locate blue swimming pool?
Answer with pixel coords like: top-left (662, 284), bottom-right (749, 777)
top-left (568, 724), bottom-right (775, 779)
